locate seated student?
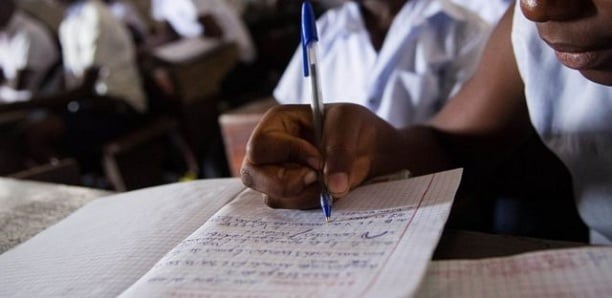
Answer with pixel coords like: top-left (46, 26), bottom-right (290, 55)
top-left (150, 0), bottom-right (256, 64)
top-left (449, 0), bottom-right (512, 25)
top-left (53, 0), bottom-right (147, 173)
top-left (102, 0), bottom-right (150, 47)
top-left (274, 0), bottom-right (489, 128)
top-left (241, 0), bottom-right (612, 245)
top-left (0, 0), bottom-right (60, 103)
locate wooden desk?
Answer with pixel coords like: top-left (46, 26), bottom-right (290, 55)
top-left (433, 229), bottom-right (587, 260)
top-left (151, 38), bottom-right (239, 103)
top-left (0, 178), bottom-right (111, 253)
top-left (219, 97), bottom-right (278, 176)
top-left (149, 38), bottom-right (240, 164)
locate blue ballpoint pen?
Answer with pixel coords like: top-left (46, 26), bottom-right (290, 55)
top-left (301, 1), bottom-right (332, 222)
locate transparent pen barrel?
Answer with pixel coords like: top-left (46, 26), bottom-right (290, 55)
top-left (307, 43), bottom-right (325, 148)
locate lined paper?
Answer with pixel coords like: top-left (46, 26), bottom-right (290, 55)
top-left (417, 246), bottom-right (612, 298)
top-left (0, 179), bottom-right (246, 298)
top-left (121, 169), bottom-right (463, 298)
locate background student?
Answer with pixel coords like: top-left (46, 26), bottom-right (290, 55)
top-left (0, 0), bottom-right (60, 103)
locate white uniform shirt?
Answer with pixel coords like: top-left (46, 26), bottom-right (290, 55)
top-left (449, 0), bottom-right (512, 25)
top-left (512, 3), bottom-right (612, 245)
top-left (151, 0), bottom-right (256, 63)
top-left (108, 0), bottom-right (149, 42)
top-left (274, 0), bottom-right (489, 128)
top-left (60, 0), bottom-right (146, 112)
top-left (0, 12), bottom-right (59, 102)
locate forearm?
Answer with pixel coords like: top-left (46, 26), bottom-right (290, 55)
top-left (372, 125), bottom-right (454, 178)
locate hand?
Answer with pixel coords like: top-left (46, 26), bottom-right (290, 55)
top-left (241, 103), bottom-right (402, 209)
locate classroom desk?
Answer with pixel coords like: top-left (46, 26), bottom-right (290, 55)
top-left (219, 97), bottom-right (278, 176)
top-left (150, 38), bottom-right (239, 103)
top-left (0, 177), bottom-right (587, 258)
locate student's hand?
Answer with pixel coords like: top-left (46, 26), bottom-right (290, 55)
top-left (241, 103), bottom-right (402, 209)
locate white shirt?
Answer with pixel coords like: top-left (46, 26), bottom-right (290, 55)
top-left (274, 0), bottom-right (489, 128)
top-left (512, 2), bottom-right (612, 245)
top-left (108, 0), bottom-right (149, 42)
top-left (60, 0), bottom-right (146, 112)
top-left (151, 0), bottom-right (256, 63)
top-left (449, 0), bottom-right (512, 25)
top-left (0, 12), bottom-right (59, 102)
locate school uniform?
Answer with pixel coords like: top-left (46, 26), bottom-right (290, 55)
top-left (60, 0), bottom-right (146, 112)
top-left (274, 0), bottom-right (489, 128)
top-left (151, 0), bottom-right (256, 63)
top-left (0, 12), bottom-right (59, 102)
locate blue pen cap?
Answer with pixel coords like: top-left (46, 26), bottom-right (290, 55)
top-left (301, 0), bottom-right (318, 77)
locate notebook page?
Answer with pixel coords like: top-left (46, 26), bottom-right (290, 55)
top-left (0, 178), bottom-right (246, 298)
top-left (121, 169), bottom-right (462, 297)
top-left (416, 246), bottom-right (612, 297)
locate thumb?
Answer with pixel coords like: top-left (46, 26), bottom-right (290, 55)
top-left (322, 105), bottom-right (373, 197)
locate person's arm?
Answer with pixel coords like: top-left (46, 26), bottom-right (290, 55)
top-left (0, 67), bottom-right (98, 112)
top-left (241, 7), bottom-right (530, 209)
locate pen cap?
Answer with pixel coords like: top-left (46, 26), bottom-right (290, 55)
top-left (301, 0), bottom-right (318, 77)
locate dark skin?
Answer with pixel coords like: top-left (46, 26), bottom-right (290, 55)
top-left (241, 0), bottom-right (612, 210)
top-left (358, 0), bottom-right (408, 51)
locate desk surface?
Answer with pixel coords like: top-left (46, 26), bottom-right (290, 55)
top-left (0, 178), bottom-right (588, 257)
top-left (0, 178), bottom-right (112, 253)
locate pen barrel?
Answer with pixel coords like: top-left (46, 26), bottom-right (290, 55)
top-left (307, 43), bottom-right (325, 150)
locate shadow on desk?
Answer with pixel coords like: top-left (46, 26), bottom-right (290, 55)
top-left (433, 230), bottom-right (588, 260)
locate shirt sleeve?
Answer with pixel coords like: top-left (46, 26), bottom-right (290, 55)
top-left (78, 3), bottom-right (102, 70)
top-left (442, 14), bottom-right (490, 99)
top-left (272, 46), bottom-right (307, 104)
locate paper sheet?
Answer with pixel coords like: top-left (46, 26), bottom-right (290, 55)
top-left (121, 169), bottom-right (463, 297)
top-left (0, 179), bottom-right (246, 298)
top-left (153, 37), bottom-right (221, 63)
top-left (417, 246), bottom-right (612, 298)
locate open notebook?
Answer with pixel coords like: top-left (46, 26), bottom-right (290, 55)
top-left (0, 169), bottom-right (462, 297)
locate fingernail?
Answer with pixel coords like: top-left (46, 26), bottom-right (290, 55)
top-left (328, 172), bottom-right (349, 195)
top-left (304, 170), bottom-right (317, 185)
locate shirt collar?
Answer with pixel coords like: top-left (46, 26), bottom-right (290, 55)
top-left (335, 0), bottom-right (468, 36)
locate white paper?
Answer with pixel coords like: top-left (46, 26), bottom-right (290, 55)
top-left (153, 37), bottom-right (221, 63)
top-left (0, 179), bottom-right (246, 298)
top-left (417, 246), bottom-right (612, 298)
top-left (121, 169), bottom-right (463, 297)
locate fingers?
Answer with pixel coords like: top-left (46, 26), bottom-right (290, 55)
top-left (240, 103), bottom-right (385, 209)
top-left (241, 161), bottom-right (321, 209)
top-left (246, 105), bottom-right (321, 169)
top-left (323, 104), bottom-right (375, 197)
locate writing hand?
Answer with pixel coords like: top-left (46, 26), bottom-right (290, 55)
top-left (241, 103), bottom-right (401, 210)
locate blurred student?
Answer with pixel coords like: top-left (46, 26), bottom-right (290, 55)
top-left (274, 0), bottom-right (489, 128)
top-left (0, 0), bottom-right (60, 103)
top-left (103, 0), bottom-right (150, 47)
top-left (241, 0), bottom-right (612, 245)
top-left (54, 0), bottom-right (147, 172)
top-left (150, 0), bottom-right (256, 63)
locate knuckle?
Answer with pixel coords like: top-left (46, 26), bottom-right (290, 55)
top-left (240, 165), bottom-right (254, 188)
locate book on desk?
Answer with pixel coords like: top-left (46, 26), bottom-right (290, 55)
top-left (0, 169), bottom-right (610, 297)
